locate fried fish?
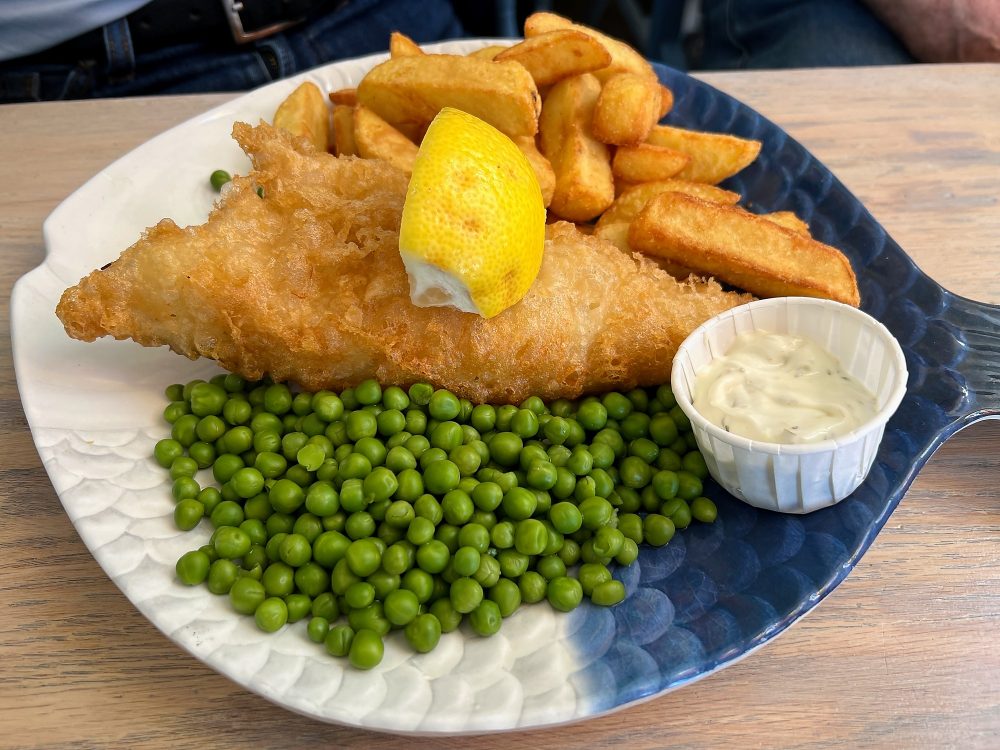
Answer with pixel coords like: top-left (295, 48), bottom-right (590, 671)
top-left (56, 123), bottom-right (749, 403)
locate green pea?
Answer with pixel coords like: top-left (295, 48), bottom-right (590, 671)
top-left (510, 409), bottom-right (539, 439)
top-left (449, 444), bottom-right (482, 476)
top-left (254, 597), bottom-right (288, 632)
top-left (497, 549), bottom-right (529, 578)
top-left (402, 567), bottom-right (436, 603)
top-left (415, 539), bottom-right (450, 574)
top-left (547, 576), bottom-right (583, 612)
top-left (175, 549), bottom-right (211, 585)
top-left (551, 466), bottom-right (576, 499)
top-left (229, 576), bottom-right (266, 614)
top-left (407, 382), bottom-right (433, 406)
top-left (450, 577), bottom-right (484, 614)
top-left (441, 490), bottom-right (474, 525)
top-left (153, 438), bottom-right (184, 469)
top-left (325, 624), bottom-right (355, 657)
top-left (676, 470), bottom-right (703, 501)
top-left (518, 570), bottom-right (548, 604)
top-left (308, 616), bottom-right (330, 644)
top-left (644, 513), bottom-right (676, 546)
top-left (487, 578), bottom-right (522, 618)
top-left (500, 487), bottom-right (537, 521)
top-left (671, 500), bottom-right (693, 529)
top-left (591, 526), bottom-right (625, 558)
top-left (429, 598), bottom-right (462, 633)
top-left (618, 512), bottom-right (644, 544)
top-left (173, 499), bottom-right (205, 531)
top-left (383, 588), bottom-right (420, 626)
top-left (473, 554), bottom-right (501, 588)
top-left (426, 389), bottom-right (460, 421)
top-left (405, 613), bottom-right (442, 653)
top-left (591, 580), bottom-right (627, 607)
top-left (616, 537), bottom-right (639, 566)
top-left (424, 459), bottom-right (461, 495)
top-left (491, 520), bottom-right (515, 549)
top-left (691, 496), bottom-right (718, 523)
top-left (557, 538), bottom-right (581, 567)
top-left (576, 401), bottom-right (608, 431)
top-left (344, 538), bottom-right (381, 577)
top-left (207, 558), bottom-right (239, 594)
top-left (548, 502), bottom-right (582, 534)
top-left (311, 591), bottom-right (340, 621)
top-left (682, 451), bottom-right (709, 480)
top-left (262, 561), bottom-right (295, 597)
top-left (468, 599), bottom-right (502, 637)
top-left (210, 169), bottom-right (231, 191)
top-left (489, 432), bottom-right (523, 467)
top-left (472, 482), bottom-right (503, 512)
top-left (578, 496), bottom-right (613, 530)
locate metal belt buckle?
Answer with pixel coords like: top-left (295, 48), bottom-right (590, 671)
top-left (222, 0), bottom-right (301, 44)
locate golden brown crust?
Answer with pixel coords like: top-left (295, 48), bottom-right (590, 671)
top-left (56, 123), bottom-right (749, 403)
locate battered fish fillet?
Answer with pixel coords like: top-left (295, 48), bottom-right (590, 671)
top-left (56, 123), bottom-right (749, 403)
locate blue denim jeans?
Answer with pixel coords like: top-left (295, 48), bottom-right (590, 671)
top-left (697, 0), bottom-right (914, 69)
top-left (0, 0), bottom-right (464, 102)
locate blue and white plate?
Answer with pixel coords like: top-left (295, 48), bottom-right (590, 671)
top-left (11, 39), bottom-right (1000, 733)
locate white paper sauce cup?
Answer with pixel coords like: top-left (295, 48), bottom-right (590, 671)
top-left (671, 297), bottom-right (908, 513)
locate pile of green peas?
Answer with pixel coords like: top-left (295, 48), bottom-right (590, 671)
top-left (155, 375), bottom-right (718, 670)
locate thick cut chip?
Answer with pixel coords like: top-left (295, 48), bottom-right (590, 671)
top-left (595, 221), bottom-right (697, 279)
top-left (629, 192), bottom-right (860, 305)
top-left (55, 123), bottom-right (750, 404)
top-left (273, 81), bottom-right (329, 152)
top-left (514, 136), bottom-right (556, 207)
top-left (762, 210), bottom-right (810, 236)
top-left (524, 11), bottom-right (656, 83)
top-left (331, 104), bottom-right (357, 156)
top-left (328, 88), bottom-right (357, 106)
top-left (494, 29), bottom-right (612, 87)
top-left (658, 85), bottom-right (674, 118)
top-left (332, 104), bottom-right (358, 156)
top-left (353, 105), bottom-right (418, 174)
top-left (612, 144), bottom-right (690, 183)
top-left (539, 73), bottom-right (614, 222)
top-left (646, 124), bottom-right (761, 184)
top-left (467, 44), bottom-right (510, 60)
top-left (357, 54), bottom-right (541, 138)
top-left (596, 179), bottom-right (741, 230)
top-left (592, 72), bottom-right (663, 145)
top-left (390, 31), bottom-right (424, 57)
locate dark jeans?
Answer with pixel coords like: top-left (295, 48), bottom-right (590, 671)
top-left (697, 0), bottom-right (914, 69)
top-left (0, 0), bottom-right (464, 102)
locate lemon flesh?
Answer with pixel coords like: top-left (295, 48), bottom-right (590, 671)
top-left (399, 107), bottom-right (546, 319)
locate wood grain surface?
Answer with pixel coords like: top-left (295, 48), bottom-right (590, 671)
top-left (1, 65), bottom-right (998, 749)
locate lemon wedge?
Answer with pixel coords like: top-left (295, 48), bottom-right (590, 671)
top-left (399, 107), bottom-right (546, 318)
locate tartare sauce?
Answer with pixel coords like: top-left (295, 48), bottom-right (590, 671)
top-left (692, 330), bottom-right (877, 444)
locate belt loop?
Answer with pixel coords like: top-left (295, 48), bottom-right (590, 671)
top-left (102, 18), bottom-right (136, 81)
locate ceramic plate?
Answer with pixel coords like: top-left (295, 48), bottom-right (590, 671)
top-left (11, 40), bottom-right (1000, 733)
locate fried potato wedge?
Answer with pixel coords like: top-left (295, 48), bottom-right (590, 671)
top-left (524, 11), bottom-right (656, 83)
top-left (390, 31), bottom-right (424, 57)
top-left (646, 125), bottom-right (761, 184)
top-left (539, 73), bottom-right (614, 222)
top-left (595, 221), bottom-right (696, 279)
top-left (514, 136), bottom-right (556, 207)
top-left (467, 44), bottom-right (510, 60)
top-left (273, 81), bottom-right (329, 152)
top-left (629, 192), bottom-right (860, 305)
top-left (353, 105), bottom-right (418, 174)
top-left (658, 84), bottom-right (674, 119)
top-left (328, 87), bottom-right (357, 106)
top-left (331, 104), bottom-right (357, 156)
top-left (762, 210), bottom-right (810, 236)
top-left (596, 179), bottom-right (741, 229)
top-left (495, 29), bottom-right (611, 87)
top-left (593, 72), bottom-right (663, 145)
top-left (612, 144), bottom-right (690, 183)
top-left (357, 54), bottom-right (541, 138)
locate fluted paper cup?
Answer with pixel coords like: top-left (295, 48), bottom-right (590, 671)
top-left (671, 297), bottom-right (908, 513)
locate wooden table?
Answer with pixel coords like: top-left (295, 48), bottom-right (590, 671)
top-left (1, 64), bottom-right (998, 749)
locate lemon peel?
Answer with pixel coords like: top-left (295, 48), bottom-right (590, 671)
top-left (399, 107), bottom-right (546, 318)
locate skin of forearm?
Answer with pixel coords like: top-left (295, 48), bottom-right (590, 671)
top-left (863, 0), bottom-right (1000, 61)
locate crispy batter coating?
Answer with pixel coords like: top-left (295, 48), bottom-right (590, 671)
top-left (56, 123), bottom-right (749, 403)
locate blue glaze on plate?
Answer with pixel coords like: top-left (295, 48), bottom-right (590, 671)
top-left (574, 62), bottom-right (1000, 714)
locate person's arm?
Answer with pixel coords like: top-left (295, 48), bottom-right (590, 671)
top-left (863, 0), bottom-right (1000, 62)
